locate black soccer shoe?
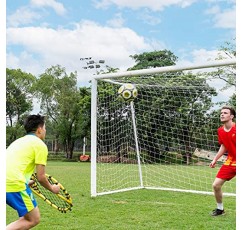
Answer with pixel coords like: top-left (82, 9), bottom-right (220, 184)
top-left (211, 208), bottom-right (225, 216)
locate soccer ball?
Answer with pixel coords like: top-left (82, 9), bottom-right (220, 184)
top-left (118, 83), bottom-right (138, 102)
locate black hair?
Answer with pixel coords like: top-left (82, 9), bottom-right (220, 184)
top-left (221, 106), bottom-right (236, 118)
top-left (24, 114), bottom-right (45, 133)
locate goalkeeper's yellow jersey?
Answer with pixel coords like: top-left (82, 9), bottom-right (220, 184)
top-left (6, 134), bottom-right (48, 192)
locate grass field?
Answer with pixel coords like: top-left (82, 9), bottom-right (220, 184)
top-left (6, 162), bottom-right (236, 229)
top-left (96, 163), bottom-right (236, 195)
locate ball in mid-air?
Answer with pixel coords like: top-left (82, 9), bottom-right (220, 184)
top-left (118, 83), bottom-right (138, 102)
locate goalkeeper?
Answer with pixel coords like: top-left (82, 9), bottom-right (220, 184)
top-left (6, 115), bottom-right (60, 229)
top-left (209, 106), bottom-right (236, 216)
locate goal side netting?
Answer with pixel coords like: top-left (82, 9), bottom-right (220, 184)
top-left (91, 60), bottom-right (236, 197)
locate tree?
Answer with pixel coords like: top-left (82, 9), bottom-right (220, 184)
top-left (121, 50), bottom-right (217, 164)
top-left (127, 50), bottom-right (178, 162)
top-left (133, 73), bottom-right (217, 164)
top-left (216, 39), bottom-right (236, 109)
top-left (203, 39), bottom-right (236, 111)
top-left (96, 50), bottom-right (179, 161)
top-left (228, 93), bottom-right (236, 108)
top-left (35, 65), bottom-right (89, 158)
top-left (97, 65), bottom-right (119, 74)
top-left (57, 86), bottom-right (91, 158)
top-left (6, 68), bottom-right (36, 145)
top-left (128, 50), bottom-right (178, 70)
top-left (206, 39), bottom-right (235, 88)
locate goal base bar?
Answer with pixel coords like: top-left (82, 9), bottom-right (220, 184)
top-left (92, 186), bottom-right (144, 197)
top-left (145, 187), bottom-right (236, 197)
top-left (93, 186), bottom-right (236, 197)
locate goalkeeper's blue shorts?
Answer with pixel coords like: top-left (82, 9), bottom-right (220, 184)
top-left (6, 185), bottom-right (37, 217)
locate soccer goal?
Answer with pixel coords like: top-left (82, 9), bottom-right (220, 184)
top-left (91, 59), bottom-right (236, 197)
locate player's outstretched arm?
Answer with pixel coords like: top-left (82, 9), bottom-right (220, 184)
top-left (36, 164), bottom-right (60, 194)
top-left (210, 144), bottom-right (226, 168)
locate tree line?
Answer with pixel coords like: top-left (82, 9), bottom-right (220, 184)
top-left (6, 41), bottom-right (236, 159)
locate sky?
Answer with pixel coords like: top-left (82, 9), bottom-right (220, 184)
top-left (5, 0), bottom-right (236, 87)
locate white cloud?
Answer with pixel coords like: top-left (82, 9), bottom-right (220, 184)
top-left (205, 5), bottom-right (220, 15)
top-left (146, 38), bottom-right (166, 51)
top-left (177, 48), bottom-right (236, 68)
top-left (106, 13), bottom-right (125, 27)
top-left (205, 5), bottom-right (235, 29)
top-left (191, 49), bottom-right (220, 62)
top-left (6, 20), bottom-right (152, 85)
top-left (205, 0), bottom-right (235, 3)
top-left (177, 48), bottom-right (215, 66)
top-left (140, 9), bottom-right (162, 25)
top-left (7, 6), bottom-right (41, 27)
top-left (30, 0), bottom-right (67, 15)
top-left (94, 0), bottom-right (197, 11)
top-left (213, 7), bottom-right (236, 29)
top-left (7, 0), bottom-right (67, 27)
top-left (7, 51), bottom-right (43, 76)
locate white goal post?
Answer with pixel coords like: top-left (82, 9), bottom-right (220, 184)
top-left (91, 59), bottom-right (236, 197)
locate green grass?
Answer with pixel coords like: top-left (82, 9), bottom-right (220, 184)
top-left (6, 162), bottom-right (236, 229)
top-left (97, 163), bottom-right (236, 194)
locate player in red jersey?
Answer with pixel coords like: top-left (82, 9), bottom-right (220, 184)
top-left (209, 106), bottom-right (236, 216)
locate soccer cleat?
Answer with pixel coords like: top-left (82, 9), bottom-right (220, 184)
top-left (211, 208), bottom-right (225, 216)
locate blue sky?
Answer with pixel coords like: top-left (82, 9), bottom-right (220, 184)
top-left (5, 0), bottom-right (236, 86)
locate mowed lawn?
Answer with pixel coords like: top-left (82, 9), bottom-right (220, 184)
top-left (6, 162), bottom-right (236, 230)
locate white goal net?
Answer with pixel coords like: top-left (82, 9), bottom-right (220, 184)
top-left (91, 60), bottom-right (236, 197)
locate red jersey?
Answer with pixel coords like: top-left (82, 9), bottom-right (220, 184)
top-left (217, 123), bottom-right (236, 166)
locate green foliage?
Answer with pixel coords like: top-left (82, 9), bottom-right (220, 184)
top-left (6, 43), bottom-right (235, 156)
top-left (228, 93), bottom-right (236, 109)
top-left (218, 39), bottom-right (236, 59)
top-left (206, 39), bottom-right (236, 91)
top-left (96, 49), bottom-right (180, 160)
top-left (135, 73), bottom-right (218, 162)
top-left (6, 68), bottom-right (36, 144)
top-left (97, 65), bottom-right (119, 75)
top-left (97, 71), bottom-right (220, 164)
top-left (6, 124), bottom-right (25, 147)
top-left (6, 162), bottom-right (236, 230)
top-left (128, 50), bottom-right (178, 70)
top-left (35, 65), bottom-right (91, 158)
top-left (6, 68), bottom-right (36, 125)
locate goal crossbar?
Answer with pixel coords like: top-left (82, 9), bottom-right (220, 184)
top-left (92, 59), bottom-right (236, 80)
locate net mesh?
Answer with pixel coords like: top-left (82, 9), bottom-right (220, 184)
top-left (95, 67), bottom-right (236, 196)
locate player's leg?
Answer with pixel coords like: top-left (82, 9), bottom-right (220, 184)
top-left (6, 186), bottom-right (40, 229)
top-left (213, 165), bottom-right (236, 207)
top-left (212, 177), bottom-right (226, 203)
top-left (6, 207), bottom-right (40, 230)
top-left (210, 177), bottom-right (226, 216)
